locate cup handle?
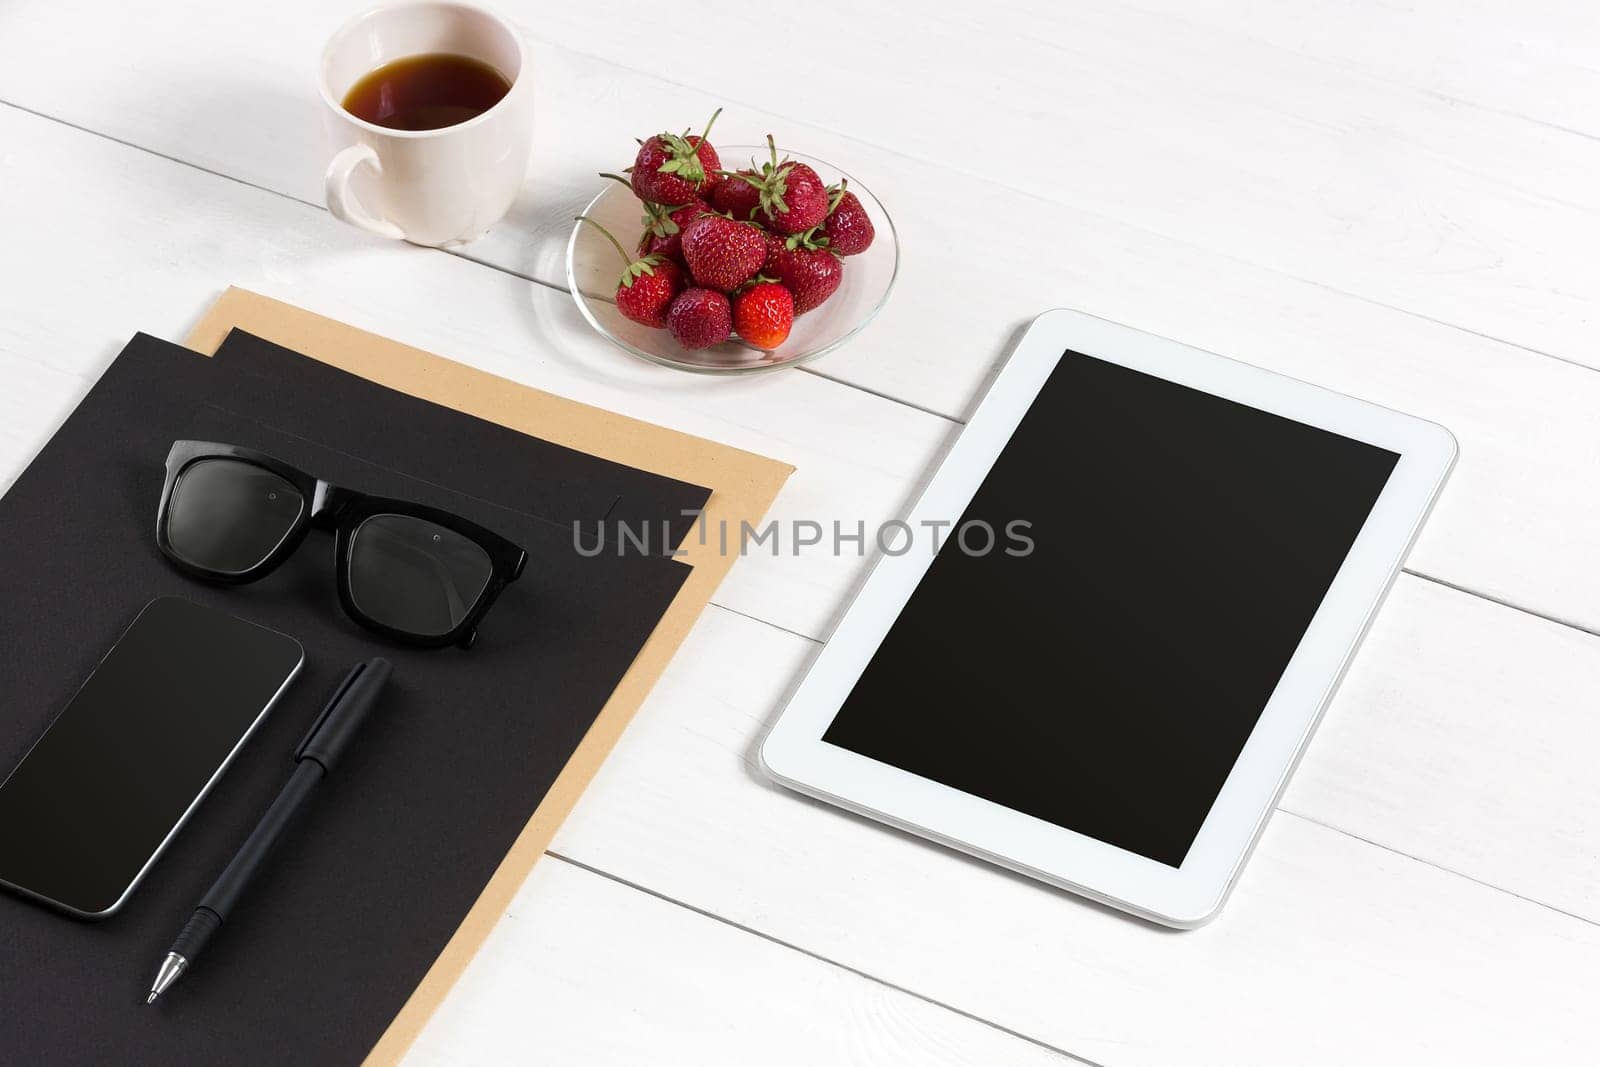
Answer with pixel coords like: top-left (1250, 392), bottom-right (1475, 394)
top-left (324, 144), bottom-right (406, 240)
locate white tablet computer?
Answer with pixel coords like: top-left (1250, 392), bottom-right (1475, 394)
top-left (761, 309), bottom-right (1456, 927)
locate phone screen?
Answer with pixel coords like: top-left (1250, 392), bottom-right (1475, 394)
top-left (0, 597), bottom-right (302, 916)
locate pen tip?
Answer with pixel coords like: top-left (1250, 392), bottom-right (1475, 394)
top-left (147, 951), bottom-right (187, 1004)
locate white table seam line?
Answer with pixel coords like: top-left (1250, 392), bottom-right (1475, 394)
top-left (5, 91), bottom-right (1598, 414)
top-left (1092, 0), bottom-right (1600, 148)
top-left (543, 850), bottom-right (1100, 1067)
top-left (6, 81), bottom-right (1595, 954)
top-left (0, 96), bottom-right (939, 420)
top-left (1275, 808), bottom-right (1600, 929)
top-left (1405, 569), bottom-right (1600, 641)
top-left (513, 35), bottom-right (1600, 375)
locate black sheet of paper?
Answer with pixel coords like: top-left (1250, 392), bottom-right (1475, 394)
top-left (0, 335), bottom-right (692, 1064)
top-left (211, 329), bottom-right (712, 550)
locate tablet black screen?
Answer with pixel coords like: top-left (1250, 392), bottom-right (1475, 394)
top-left (822, 349), bottom-right (1399, 867)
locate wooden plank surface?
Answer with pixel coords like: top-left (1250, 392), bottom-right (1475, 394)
top-left (4, 6), bottom-right (1600, 642)
top-left (518, 2), bottom-right (1600, 368)
top-left (2, 100), bottom-right (1597, 1061)
top-left (552, 583), bottom-right (1600, 1064)
top-left (1, 1), bottom-right (1597, 1063)
top-left (407, 859), bottom-right (1072, 1066)
top-left (1125, 0), bottom-right (1600, 136)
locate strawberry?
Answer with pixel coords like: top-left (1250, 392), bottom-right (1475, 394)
top-left (629, 108), bottom-right (723, 205)
top-left (710, 168), bottom-right (762, 221)
top-left (575, 215), bottom-right (685, 329)
top-left (641, 204), bottom-right (707, 262)
top-left (733, 280), bottom-right (795, 350)
top-left (667, 288), bottom-right (733, 349)
top-left (615, 256), bottom-right (685, 327)
top-left (761, 161), bottom-right (828, 234)
top-left (680, 213), bottom-right (767, 292)
top-left (762, 233), bottom-right (843, 314)
top-left (820, 180), bottom-right (875, 256)
top-left (599, 173), bottom-right (704, 262)
top-left (731, 136), bottom-right (830, 235)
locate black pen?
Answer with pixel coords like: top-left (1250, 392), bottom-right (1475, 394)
top-left (146, 657), bottom-right (393, 1004)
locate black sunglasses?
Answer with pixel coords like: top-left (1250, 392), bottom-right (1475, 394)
top-left (157, 441), bottom-right (527, 649)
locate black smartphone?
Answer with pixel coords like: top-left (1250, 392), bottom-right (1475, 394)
top-left (0, 597), bottom-right (303, 918)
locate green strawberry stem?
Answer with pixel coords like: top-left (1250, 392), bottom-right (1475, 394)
top-left (750, 134), bottom-right (794, 217)
top-left (574, 215), bottom-right (630, 264)
top-left (735, 274), bottom-right (781, 296)
top-left (714, 169), bottom-right (768, 189)
top-left (698, 107), bottom-right (723, 146)
top-left (573, 215), bottom-right (658, 288)
top-left (828, 178), bottom-right (849, 213)
top-left (784, 226), bottom-right (831, 252)
top-left (655, 107), bottom-right (723, 183)
top-left (600, 173), bottom-right (701, 238)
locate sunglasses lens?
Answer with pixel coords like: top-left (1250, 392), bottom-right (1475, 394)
top-left (347, 514), bottom-right (493, 637)
top-left (166, 459), bottom-right (304, 575)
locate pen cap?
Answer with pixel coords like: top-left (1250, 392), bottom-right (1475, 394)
top-left (297, 658), bottom-right (393, 771)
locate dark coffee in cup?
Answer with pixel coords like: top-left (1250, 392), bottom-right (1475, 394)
top-left (341, 53), bottom-right (511, 132)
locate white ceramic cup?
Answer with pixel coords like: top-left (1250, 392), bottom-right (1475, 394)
top-left (319, 2), bottom-right (533, 248)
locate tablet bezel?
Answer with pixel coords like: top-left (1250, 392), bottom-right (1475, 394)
top-left (760, 308), bottom-right (1457, 927)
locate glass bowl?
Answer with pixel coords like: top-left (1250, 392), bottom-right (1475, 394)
top-left (566, 147), bottom-right (899, 374)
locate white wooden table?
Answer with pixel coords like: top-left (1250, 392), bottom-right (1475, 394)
top-left (3, 3), bottom-right (1598, 1063)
